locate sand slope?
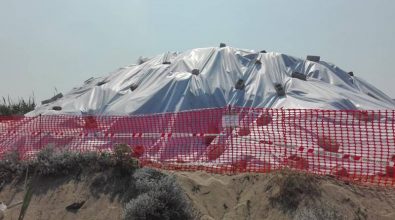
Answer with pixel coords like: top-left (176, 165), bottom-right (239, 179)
top-left (175, 171), bottom-right (395, 220)
top-left (1, 170), bottom-right (395, 220)
top-left (0, 171), bottom-right (124, 220)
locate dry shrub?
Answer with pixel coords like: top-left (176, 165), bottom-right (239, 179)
top-left (123, 168), bottom-right (197, 220)
top-left (269, 170), bottom-right (321, 211)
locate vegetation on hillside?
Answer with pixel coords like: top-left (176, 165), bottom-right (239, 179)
top-left (0, 96), bottom-right (36, 116)
top-left (0, 144), bottom-right (197, 220)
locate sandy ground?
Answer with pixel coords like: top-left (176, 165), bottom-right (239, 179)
top-left (1, 170), bottom-right (395, 220)
top-left (174, 171), bottom-right (395, 220)
top-left (0, 173), bottom-right (123, 220)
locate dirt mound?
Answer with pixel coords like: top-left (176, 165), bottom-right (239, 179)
top-left (1, 168), bottom-right (395, 220)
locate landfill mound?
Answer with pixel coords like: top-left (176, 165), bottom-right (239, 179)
top-left (1, 46), bottom-right (395, 180)
top-left (28, 46), bottom-right (395, 116)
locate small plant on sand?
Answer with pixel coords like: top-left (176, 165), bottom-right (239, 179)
top-left (269, 170), bottom-right (321, 211)
top-left (0, 151), bottom-right (27, 189)
top-left (114, 144), bottom-right (140, 171)
top-left (123, 168), bottom-right (197, 220)
top-left (267, 170), bottom-right (345, 219)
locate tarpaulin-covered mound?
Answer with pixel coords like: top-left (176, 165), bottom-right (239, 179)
top-left (2, 46), bottom-right (395, 182)
top-left (28, 46), bottom-right (395, 116)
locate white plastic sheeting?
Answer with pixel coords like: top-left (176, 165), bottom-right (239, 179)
top-left (2, 46), bottom-right (392, 178)
top-left (27, 46), bottom-right (395, 116)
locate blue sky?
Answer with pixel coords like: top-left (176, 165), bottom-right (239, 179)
top-left (0, 0), bottom-right (394, 102)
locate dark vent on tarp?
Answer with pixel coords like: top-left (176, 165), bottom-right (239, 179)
top-left (219, 43), bottom-right (226, 48)
top-left (235, 79), bottom-right (245, 90)
top-left (260, 50), bottom-right (267, 53)
top-left (306, 55), bottom-right (320, 62)
top-left (191, 69), bottom-right (200, 75)
top-left (52, 106), bottom-right (62, 111)
top-left (162, 61), bottom-right (171, 65)
top-left (130, 83), bottom-right (138, 91)
top-left (348, 71), bottom-right (354, 76)
top-left (291, 71), bottom-right (307, 81)
top-left (96, 81), bottom-right (107, 86)
top-left (274, 84), bottom-right (286, 96)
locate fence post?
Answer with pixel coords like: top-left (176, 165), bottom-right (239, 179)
top-left (281, 108), bottom-right (287, 160)
top-left (229, 105), bottom-right (234, 173)
top-left (39, 114), bottom-right (42, 151)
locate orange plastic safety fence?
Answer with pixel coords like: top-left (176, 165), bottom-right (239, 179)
top-left (0, 107), bottom-right (394, 186)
